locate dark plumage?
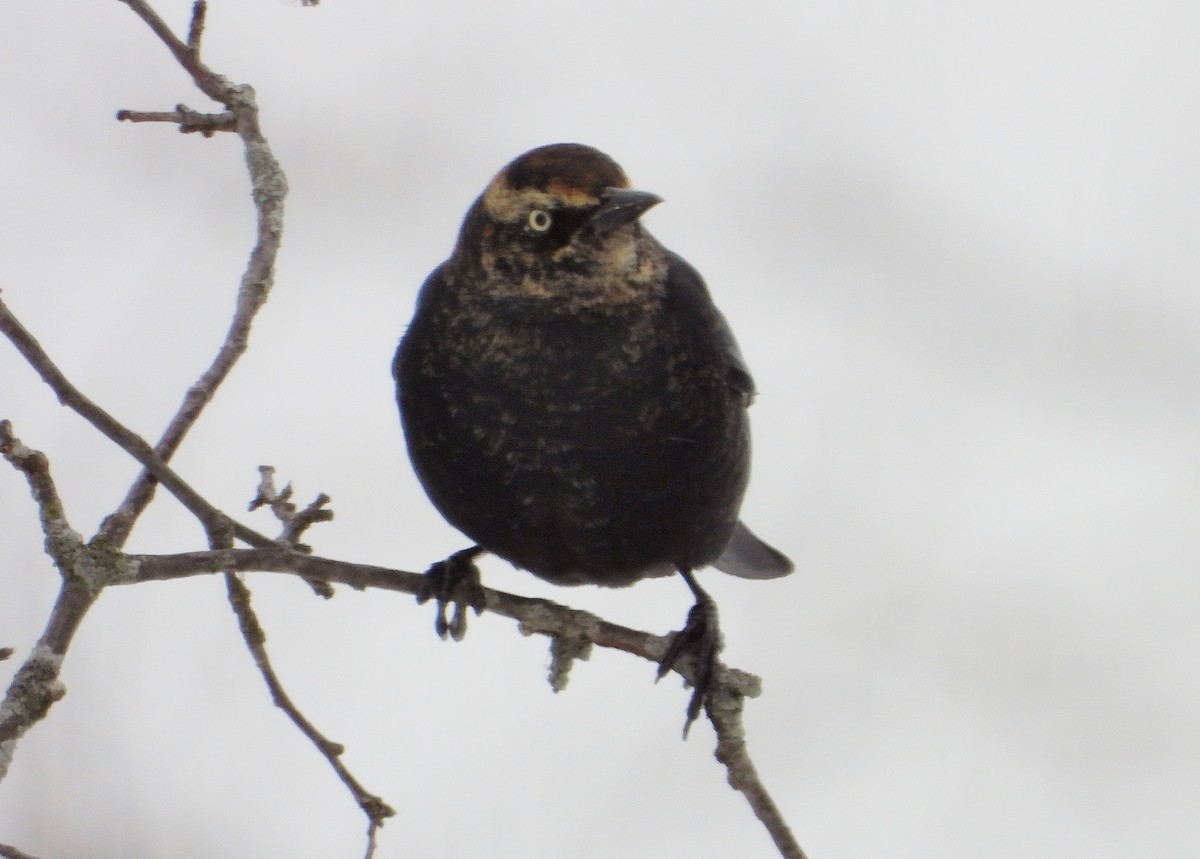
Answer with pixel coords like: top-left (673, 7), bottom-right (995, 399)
top-left (394, 143), bottom-right (792, 732)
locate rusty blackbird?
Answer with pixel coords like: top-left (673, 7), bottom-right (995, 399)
top-left (395, 143), bottom-right (792, 733)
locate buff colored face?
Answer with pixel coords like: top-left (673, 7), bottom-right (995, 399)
top-left (463, 146), bottom-right (664, 305)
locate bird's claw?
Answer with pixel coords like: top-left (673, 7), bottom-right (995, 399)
top-left (656, 580), bottom-right (723, 738)
top-left (418, 546), bottom-right (486, 641)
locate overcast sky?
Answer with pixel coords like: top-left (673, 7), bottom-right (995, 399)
top-left (2, 1), bottom-right (1198, 857)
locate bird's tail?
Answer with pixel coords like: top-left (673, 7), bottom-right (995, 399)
top-left (713, 521), bottom-right (794, 579)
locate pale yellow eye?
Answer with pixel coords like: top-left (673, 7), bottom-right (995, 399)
top-left (527, 209), bottom-right (552, 232)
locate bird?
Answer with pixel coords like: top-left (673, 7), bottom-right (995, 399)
top-left (394, 143), bottom-right (792, 734)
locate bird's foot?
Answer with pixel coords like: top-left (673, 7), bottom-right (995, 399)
top-left (656, 569), bottom-right (723, 738)
top-left (417, 546), bottom-right (487, 641)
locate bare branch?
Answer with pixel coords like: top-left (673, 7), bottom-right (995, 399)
top-left (115, 105), bottom-right (235, 136)
top-left (102, 1), bottom-right (287, 548)
top-left (185, 0), bottom-right (207, 52)
top-left (114, 0), bottom-right (220, 101)
top-left (129, 548), bottom-right (766, 702)
top-left (710, 690), bottom-right (808, 859)
top-left (0, 426), bottom-right (106, 770)
top-left (128, 546), bottom-right (798, 850)
top-left (249, 465), bottom-right (334, 551)
top-left (248, 465), bottom-right (288, 514)
top-left (224, 572), bottom-right (396, 832)
top-left (0, 297), bottom-right (275, 550)
top-left (0, 420), bottom-right (79, 578)
top-left (249, 466), bottom-right (335, 595)
top-left (0, 635), bottom-right (70, 776)
top-left (141, 546), bottom-right (795, 850)
top-left (285, 494), bottom-right (334, 544)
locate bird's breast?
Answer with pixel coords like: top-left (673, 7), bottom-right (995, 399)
top-left (398, 284), bottom-right (748, 582)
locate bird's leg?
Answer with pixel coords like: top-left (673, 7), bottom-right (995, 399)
top-left (656, 568), bottom-right (723, 738)
top-left (417, 545), bottom-right (487, 641)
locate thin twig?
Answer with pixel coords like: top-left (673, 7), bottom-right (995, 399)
top-left (0, 842), bottom-right (44, 859)
top-left (363, 821), bottom-right (379, 859)
top-left (185, 0), bottom-right (206, 52)
top-left (116, 105), bottom-right (235, 136)
top-left (249, 465), bottom-right (334, 551)
top-left (115, 0), bottom-right (217, 99)
top-left (249, 466), bottom-right (335, 594)
top-left (224, 572), bottom-right (396, 831)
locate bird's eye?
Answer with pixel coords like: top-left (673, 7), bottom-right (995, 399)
top-left (527, 209), bottom-right (552, 233)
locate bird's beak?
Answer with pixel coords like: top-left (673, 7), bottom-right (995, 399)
top-left (590, 187), bottom-right (663, 234)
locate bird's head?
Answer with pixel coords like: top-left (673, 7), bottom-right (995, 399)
top-left (455, 144), bottom-right (665, 304)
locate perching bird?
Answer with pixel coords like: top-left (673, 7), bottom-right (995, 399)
top-left (394, 143), bottom-right (792, 733)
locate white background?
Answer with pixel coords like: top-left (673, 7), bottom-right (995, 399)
top-left (2, 1), bottom-right (1197, 857)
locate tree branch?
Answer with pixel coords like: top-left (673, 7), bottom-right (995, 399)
top-left (128, 544), bottom-right (803, 849)
top-left (710, 690), bottom-right (808, 859)
top-left (0, 420), bottom-right (77, 578)
top-left (249, 465), bottom-right (335, 595)
top-left (0, 296), bottom-right (274, 550)
top-left (101, 0), bottom-right (287, 549)
top-left (114, 0), bottom-right (222, 102)
top-left (0, 424), bottom-right (104, 771)
top-left (2, 425), bottom-right (801, 853)
top-left (115, 105), bottom-right (236, 136)
top-left (129, 547), bottom-right (766, 695)
top-left (185, 0), bottom-right (207, 52)
top-left (249, 466), bottom-right (334, 550)
top-left (224, 572), bottom-right (395, 842)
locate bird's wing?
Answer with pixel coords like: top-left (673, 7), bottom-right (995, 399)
top-left (663, 251), bottom-right (756, 406)
top-left (663, 253), bottom-right (794, 579)
top-left (393, 262), bottom-right (451, 387)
